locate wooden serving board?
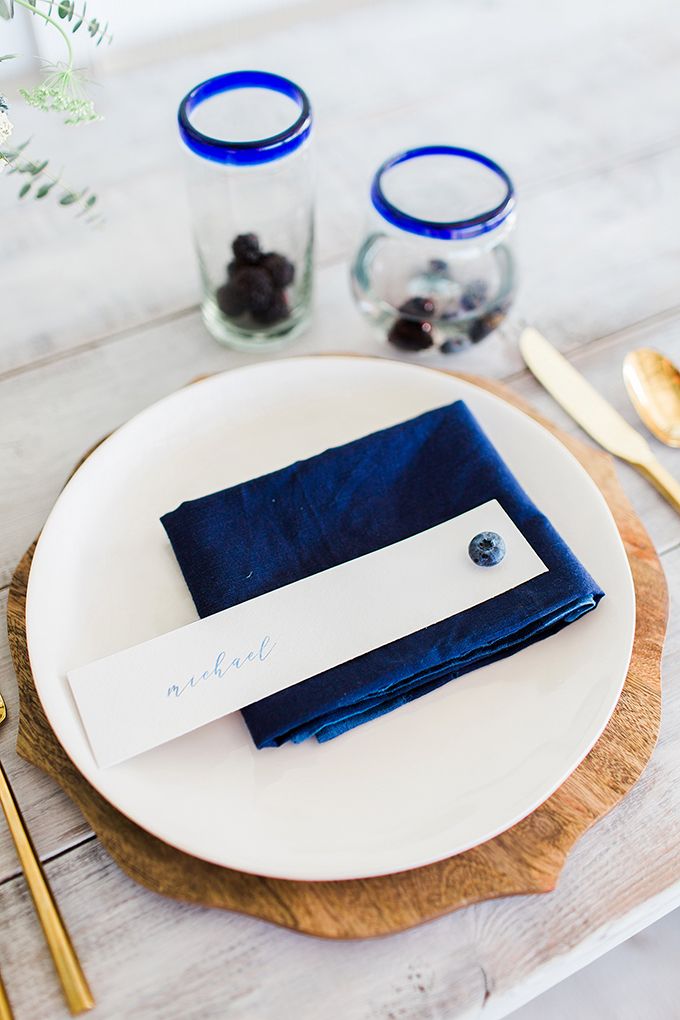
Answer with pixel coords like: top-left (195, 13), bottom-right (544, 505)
top-left (6, 373), bottom-right (667, 940)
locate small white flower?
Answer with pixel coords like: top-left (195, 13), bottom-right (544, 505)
top-left (0, 108), bottom-right (12, 173)
top-left (0, 108), bottom-right (13, 145)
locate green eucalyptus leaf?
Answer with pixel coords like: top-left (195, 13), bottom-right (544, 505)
top-left (58, 0), bottom-right (74, 18)
top-left (59, 191), bottom-right (81, 206)
top-left (0, 53), bottom-right (17, 62)
top-left (0, 0), bottom-right (14, 21)
top-left (87, 16), bottom-right (98, 36)
top-left (29, 159), bottom-right (49, 176)
top-left (19, 181), bottom-right (31, 198)
top-left (36, 179), bottom-right (58, 198)
top-left (71, 0), bottom-right (85, 30)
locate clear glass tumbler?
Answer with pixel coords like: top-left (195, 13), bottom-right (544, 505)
top-left (178, 71), bottom-right (314, 351)
top-left (351, 146), bottom-right (517, 355)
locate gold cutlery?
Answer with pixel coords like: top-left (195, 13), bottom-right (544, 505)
top-left (519, 327), bottom-right (680, 514)
top-left (0, 691), bottom-right (94, 1015)
top-left (0, 970), bottom-right (14, 1020)
top-left (623, 347), bottom-right (680, 448)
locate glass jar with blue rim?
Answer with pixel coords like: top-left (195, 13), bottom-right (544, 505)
top-left (178, 71), bottom-right (314, 350)
top-left (351, 146), bottom-right (517, 355)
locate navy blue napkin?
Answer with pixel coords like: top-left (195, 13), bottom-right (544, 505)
top-left (161, 400), bottom-right (604, 748)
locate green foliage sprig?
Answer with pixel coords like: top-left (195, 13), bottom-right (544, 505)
top-left (54, 1), bottom-right (113, 47)
top-left (0, 0), bottom-right (111, 221)
top-left (0, 139), bottom-right (102, 222)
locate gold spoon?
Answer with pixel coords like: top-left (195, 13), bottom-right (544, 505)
top-left (623, 348), bottom-right (680, 447)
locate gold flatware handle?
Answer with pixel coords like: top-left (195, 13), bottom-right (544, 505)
top-left (0, 971), bottom-right (14, 1020)
top-left (636, 456), bottom-right (680, 514)
top-left (0, 762), bottom-right (94, 1015)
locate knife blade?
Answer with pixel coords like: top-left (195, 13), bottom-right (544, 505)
top-left (519, 327), bottom-right (680, 514)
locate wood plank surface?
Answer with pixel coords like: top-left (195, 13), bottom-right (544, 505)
top-left (2, 0), bottom-right (680, 1015)
top-left (1, 0), bottom-right (680, 375)
top-left (0, 590), bottom-right (89, 882)
top-left (0, 544), bottom-right (678, 1018)
top-left (2, 288), bottom-right (680, 593)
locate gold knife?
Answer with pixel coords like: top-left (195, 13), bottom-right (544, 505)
top-left (519, 327), bottom-right (680, 514)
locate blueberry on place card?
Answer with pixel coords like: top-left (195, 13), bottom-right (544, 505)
top-left (468, 531), bottom-right (506, 567)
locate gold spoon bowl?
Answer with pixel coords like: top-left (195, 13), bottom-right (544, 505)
top-left (623, 347), bottom-right (680, 448)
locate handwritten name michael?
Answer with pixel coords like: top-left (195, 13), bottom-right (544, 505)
top-left (166, 635), bottom-right (276, 699)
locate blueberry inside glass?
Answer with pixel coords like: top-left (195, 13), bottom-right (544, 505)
top-left (216, 233), bottom-right (295, 326)
top-left (350, 146), bottom-right (517, 355)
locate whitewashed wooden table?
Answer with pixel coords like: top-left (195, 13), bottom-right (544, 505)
top-left (1, 1), bottom-right (680, 1017)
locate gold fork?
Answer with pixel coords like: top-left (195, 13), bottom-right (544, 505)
top-left (0, 691), bottom-right (94, 1015)
top-left (0, 970), bottom-right (14, 1020)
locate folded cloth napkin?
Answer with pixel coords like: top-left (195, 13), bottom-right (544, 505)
top-left (161, 400), bottom-right (604, 748)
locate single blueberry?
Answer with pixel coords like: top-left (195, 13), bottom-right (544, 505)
top-left (440, 337), bottom-right (466, 355)
top-left (261, 252), bottom-right (295, 288)
top-left (215, 281), bottom-right (247, 318)
top-left (387, 317), bottom-right (434, 351)
top-left (252, 289), bottom-right (289, 324)
top-left (232, 266), bottom-right (274, 315)
top-left (461, 279), bottom-right (489, 312)
top-left (468, 531), bottom-right (506, 567)
top-left (428, 258), bottom-right (450, 276)
top-left (399, 296), bottom-right (436, 319)
top-left (232, 232), bottom-right (262, 265)
top-left (468, 304), bottom-right (508, 343)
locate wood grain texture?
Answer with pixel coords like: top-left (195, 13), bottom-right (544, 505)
top-left (5, 371), bottom-right (667, 940)
top-left (2, 270), bottom-right (680, 597)
top-left (1, 1), bottom-right (679, 1012)
top-left (3, 0), bottom-right (680, 378)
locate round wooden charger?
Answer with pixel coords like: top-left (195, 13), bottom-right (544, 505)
top-left (6, 373), bottom-right (667, 939)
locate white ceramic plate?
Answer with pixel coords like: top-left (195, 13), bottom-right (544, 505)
top-left (26, 356), bottom-right (635, 881)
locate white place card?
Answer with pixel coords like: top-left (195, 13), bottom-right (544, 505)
top-left (68, 500), bottom-right (547, 768)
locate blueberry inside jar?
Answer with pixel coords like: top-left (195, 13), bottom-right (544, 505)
top-left (350, 146), bottom-right (517, 354)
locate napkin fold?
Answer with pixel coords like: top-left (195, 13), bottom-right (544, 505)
top-left (161, 400), bottom-right (604, 747)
